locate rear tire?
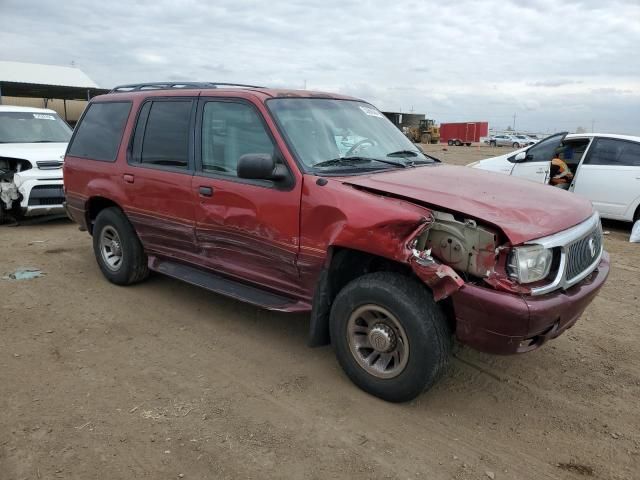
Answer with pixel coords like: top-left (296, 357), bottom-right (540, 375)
top-left (93, 207), bottom-right (149, 285)
top-left (512, 142), bottom-right (520, 148)
top-left (330, 272), bottom-right (452, 403)
top-left (447, 139), bottom-right (454, 146)
top-left (455, 140), bottom-right (462, 146)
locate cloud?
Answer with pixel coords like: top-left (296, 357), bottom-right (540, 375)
top-left (528, 80), bottom-right (584, 88)
top-left (0, 0), bottom-right (638, 134)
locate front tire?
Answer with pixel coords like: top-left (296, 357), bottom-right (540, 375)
top-left (93, 207), bottom-right (149, 285)
top-left (330, 272), bottom-right (452, 402)
top-left (489, 140), bottom-right (496, 147)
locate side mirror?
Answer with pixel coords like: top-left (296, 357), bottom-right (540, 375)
top-left (237, 153), bottom-right (287, 181)
top-left (514, 151), bottom-right (527, 162)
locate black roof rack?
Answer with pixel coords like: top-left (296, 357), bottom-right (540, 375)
top-left (109, 82), bottom-right (265, 93)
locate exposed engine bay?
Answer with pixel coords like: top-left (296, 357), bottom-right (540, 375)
top-left (412, 211), bottom-right (499, 279)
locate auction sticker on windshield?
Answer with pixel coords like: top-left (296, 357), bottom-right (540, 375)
top-left (359, 106), bottom-right (384, 118)
top-left (33, 114), bottom-right (56, 120)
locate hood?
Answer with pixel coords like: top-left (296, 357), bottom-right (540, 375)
top-left (341, 164), bottom-right (594, 245)
top-left (0, 143), bottom-right (67, 164)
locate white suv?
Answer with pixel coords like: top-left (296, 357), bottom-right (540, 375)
top-left (0, 105), bottom-right (72, 222)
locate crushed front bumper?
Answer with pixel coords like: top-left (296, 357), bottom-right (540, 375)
top-left (15, 174), bottom-right (65, 216)
top-left (451, 252), bottom-right (610, 354)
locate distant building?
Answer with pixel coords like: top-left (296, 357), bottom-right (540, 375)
top-left (0, 61), bottom-right (108, 126)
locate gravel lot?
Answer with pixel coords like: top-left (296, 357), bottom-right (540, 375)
top-left (1, 145), bottom-right (638, 479)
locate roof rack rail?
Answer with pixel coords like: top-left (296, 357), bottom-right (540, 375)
top-left (109, 82), bottom-right (265, 93)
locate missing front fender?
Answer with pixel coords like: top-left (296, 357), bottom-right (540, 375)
top-left (410, 249), bottom-right (465, 301)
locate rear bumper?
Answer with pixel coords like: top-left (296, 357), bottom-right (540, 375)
top-left (451, 252), bottom-right (610, 354)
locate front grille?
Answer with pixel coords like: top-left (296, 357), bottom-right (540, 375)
top-left (565, 224), bottom-right (603, 282)
top-left (36, 160), bottom-right (63, 169)
top-left (529, 213), bottom-right (604, 296)
top-left (28, 185), bottom-right (65, 206)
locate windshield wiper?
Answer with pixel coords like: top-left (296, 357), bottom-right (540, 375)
top-left (314, 156), bottom-right (407, 169)
top-left (386, 150), bottom-right (419, 157)
top-left (387, 149), bottom-right (439, 165)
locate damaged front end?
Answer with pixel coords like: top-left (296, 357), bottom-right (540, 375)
top-left (406, 211), bottom-right (506, 301)
top-left (0, 157), bottom-right (31, 211)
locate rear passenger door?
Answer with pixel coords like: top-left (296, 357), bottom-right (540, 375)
top-left (192, 98), bottom-right (302, 294)
top-left (573, 137), bottom-right (640, 220)
top-left (124, 98), bottom-right (198, 258)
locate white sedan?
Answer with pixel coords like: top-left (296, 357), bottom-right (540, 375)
top-left (469, 132), bottom-right (640, 223)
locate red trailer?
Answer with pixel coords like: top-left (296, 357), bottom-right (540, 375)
top-left (439, 122), bottom-right (488, 146)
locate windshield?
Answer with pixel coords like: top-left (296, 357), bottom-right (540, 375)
top-left (0, 111), bottom-right (72, 143)
top-left (268, 98), bottom-right (433, 172)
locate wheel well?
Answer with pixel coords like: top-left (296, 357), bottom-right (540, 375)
top-left (86, 197), bottom-right (121, 234)
top-left (308, 247), bottom-right (414, 347)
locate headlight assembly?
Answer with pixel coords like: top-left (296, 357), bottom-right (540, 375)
top-left (508, 245), bottom-right (553, 284)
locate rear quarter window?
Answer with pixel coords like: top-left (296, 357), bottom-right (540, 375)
top-left (586, 138), bottom-right (640, 167)
top-left (67, 102), bottom-right (132, 161)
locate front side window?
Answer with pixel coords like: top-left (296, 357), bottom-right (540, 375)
top-left (68, 102), bottom-right (131, 161)
top-left (0, 111), bottom-right (72, 144)
top-left (268, 98), bottom-right (433, 173)
top-left (201, 101), bottom-right (275, 176)
top-left (586, 138), bottom-right (640, 167)
top-left (516, 132), bottom-right (566, 163)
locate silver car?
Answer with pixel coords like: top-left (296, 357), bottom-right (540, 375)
top-left (488, 134), bottom-right (524, 148)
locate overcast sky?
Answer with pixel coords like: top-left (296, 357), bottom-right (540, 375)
top-left (1, 0), bottom-right (639, 134)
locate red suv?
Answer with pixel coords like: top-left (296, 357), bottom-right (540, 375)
top-left (64, 82), bottom-right (609, 402)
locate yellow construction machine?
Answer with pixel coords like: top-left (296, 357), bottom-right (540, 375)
top-left (406, 119), bottom-right (440, 144)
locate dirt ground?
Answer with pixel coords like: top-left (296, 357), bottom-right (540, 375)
top-left (1, 145), bottom-right (639, 480)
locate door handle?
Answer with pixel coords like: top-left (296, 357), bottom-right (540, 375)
top-left (123, 174), bottom-right (134, 184)
top-left (199, 186), bottom-right (214, 197)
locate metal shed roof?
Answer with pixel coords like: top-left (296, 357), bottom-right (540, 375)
top-left (0, 61), bottom-right (109, 100)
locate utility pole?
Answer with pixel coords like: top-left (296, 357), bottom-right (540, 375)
top-left (513, 113), bottom-right (517, 132)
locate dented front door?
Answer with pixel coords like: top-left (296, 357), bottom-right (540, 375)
top-left (192, 98), bottom-right (302, 294)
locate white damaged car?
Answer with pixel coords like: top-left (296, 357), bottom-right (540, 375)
top-left (0, 105), bottom-right (72, 223)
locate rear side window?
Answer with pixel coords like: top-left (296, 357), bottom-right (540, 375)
top-left (586, 138), bottom-right (640, 167)
top-left (132, 100), bottom-right (193, 169)
top-left (68, 102), bottom-right (131, 161)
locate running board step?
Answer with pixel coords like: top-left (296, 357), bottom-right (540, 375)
top-left (148, 257), bottom-right (310, 312)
